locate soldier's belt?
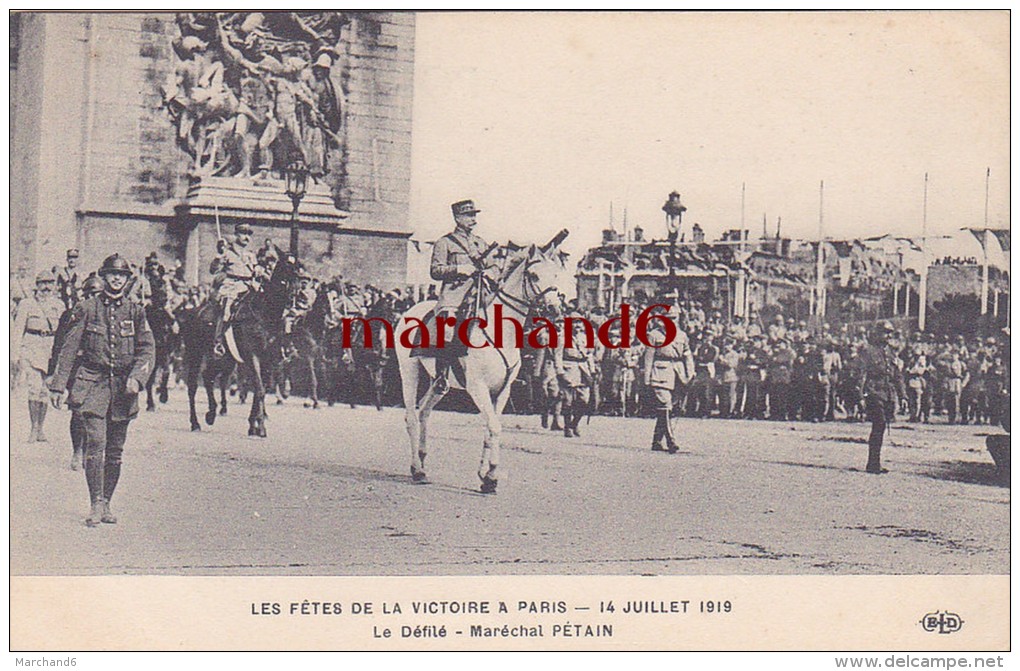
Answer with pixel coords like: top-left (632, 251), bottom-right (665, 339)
top-left (25, 328), bottom-right (54, 336)
top-left (81, 363), bottom-right (132, 377)
top-left (655, 355), bottom-right (684, 361)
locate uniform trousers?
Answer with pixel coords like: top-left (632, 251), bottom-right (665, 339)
top-left (83, 412), bottom-right (129, 505)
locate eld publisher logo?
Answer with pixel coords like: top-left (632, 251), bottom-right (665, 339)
top-left (920, 611), bottom-right (964, 634)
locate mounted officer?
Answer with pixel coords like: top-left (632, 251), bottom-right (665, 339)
top-left (210, 222), bottom-right (260, 356)
top-left (49, 254), bottom-right (155, 527)
top-left (13, 270), bottom-right (64, 442)
top-left (429, 199), bottom-right (496, 392)
top-left (642, 305), bottom-right (694, 453)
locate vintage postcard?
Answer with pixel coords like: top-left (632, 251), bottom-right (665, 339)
top-left (8, 10), bottom-right (1010, 657)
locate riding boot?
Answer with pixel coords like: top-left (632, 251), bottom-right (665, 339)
top-left (570, 411), bottom-right (582, 438)
top-left (541, 412), bottom-right (549, 429)
top-left (562, 406), bottom-right (573, 437)
top-left (212, 311), bottom-right (226, 358)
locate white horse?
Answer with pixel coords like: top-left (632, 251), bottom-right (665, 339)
top-left (395, 231), bottom-right (569, 493)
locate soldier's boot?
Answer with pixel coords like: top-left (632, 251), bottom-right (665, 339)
top-left (34, 402), bottom-right (47, 442)
top-left (550, 399), bottom-right (563, 431)
top-left (562, 407), bottom-right (573, 437)
top-left (663, 408), bottom-right (679, 453)
top-left (26, 401), bottom-right (39, 443)
top-left (651, 408), bottom-right (668, 451)
top-left (540, 411), bottom-right (549, 429)
top-left (101, 499), bottom-right (117, 525)
top-left (865, 424), bottom-right (885, 474)
top-left (570, 412), bottom-right (582, 438)
top-left (85, 500), bottom-right (105, 528)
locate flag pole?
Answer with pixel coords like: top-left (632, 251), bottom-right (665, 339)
top-left (919, 173), bottom-right (928, 331)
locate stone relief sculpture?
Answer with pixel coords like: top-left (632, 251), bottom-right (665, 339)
top-left (162, 12), bottom-right (347, 182)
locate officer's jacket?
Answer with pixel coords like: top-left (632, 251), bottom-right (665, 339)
top-left (554, 329), bottom-right (595, 388)
top-left (532, 326), bottom-right (560, 381)
top-left (55, 266), bottom-right (80, 308)
top-left (12, 296), bottom-right (63, 371)
top-left (214, 243), bottom-right (258, 281)
top-left (49, 292), bottom-right (155, 421)
top-left (642, 327), bottom-right (694, 390)
top-left (430, 228), bottom-right (491, 311)
top-left (858, 344), bottom-right (897, 402)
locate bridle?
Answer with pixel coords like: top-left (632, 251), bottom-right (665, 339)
top-left (493, 254), bottom-right (556, 319)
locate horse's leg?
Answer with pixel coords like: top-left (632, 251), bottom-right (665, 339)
top-left (373, 365), bottom-right (384, 411)
top-left (204, 365), bottom-right (218, 426)
top-left (307, 354), bottom-right (320, 409)
top-left (401, 360), bottom-right (428, 481)
top-left (414, 376), bottom-right (449, 483)
top-left (469, 378), bottom-right (503, 494)
top-left (249, 354), bottom-right (267, 438)
top-left (145, 366), bottom-right (156, 412)
top-left (219, 370), bottom-right (229, 415)
top-left (158, 363), bottom-right (170, 404)
top-left (187, 358), bottom-right (201, 431)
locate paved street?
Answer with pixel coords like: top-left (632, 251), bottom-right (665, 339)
top-left (10, 390), bottom-right (1009, 576)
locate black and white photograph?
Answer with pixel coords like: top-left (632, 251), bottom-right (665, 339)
top-left (8, 10), bottom-right (1010, 656)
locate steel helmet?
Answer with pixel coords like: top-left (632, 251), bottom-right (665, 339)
top-left (98, 254), bottom-right (132, 276)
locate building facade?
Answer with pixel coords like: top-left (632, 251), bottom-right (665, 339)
top-left (11, 12), bottom-right (415, 288)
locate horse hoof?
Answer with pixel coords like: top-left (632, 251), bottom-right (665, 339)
top-left (248, 426), bottom-right (257, 436)
top-left (276, 399), bottom-right (284, 406)
top-left (411, 468), bottom-right (429, 484)
top-left (159, 391), bottom-right (169, 404)
top-left (205, 411), bottom-right (216, 426)
top-left (219, 407), bottom-right (227, 416)
top-left (191, 424), bottom-right (201, 432)
top-left (312, 402), bottom-right (320, 410)
top-left (258, 427), bottom-right (267, 438)
top-left (480, 476), bottom-right (498, 494)
top-left (146, 404), bottom-right (156, 412)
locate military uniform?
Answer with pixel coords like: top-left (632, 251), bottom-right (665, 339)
top-left (532, 326), bottom-right (562, 429)
top-left (13, 279), bottom-right (64, 441)
top-left (859, 333), bottom-right (897, 473)
top-left (49, 261), bottom-right (155, 526)
top-left (213, 240), bottom-right (259, 307)
top-left (428, 199), bottom-right (494, 391)
top-left (642, 324), bottom-right (694, 452)
top-left (430, 228), bottom-right (491, 315)
top-left (554, 322), bottom-right (596, 437)
top-left (54, 249), bottom-right (81, 310)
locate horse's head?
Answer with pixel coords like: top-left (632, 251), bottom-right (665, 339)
top-left (504, 229), bottom-right (569, 311)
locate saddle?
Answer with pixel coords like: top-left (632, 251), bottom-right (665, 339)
top-left (408, 307), bottom-right (469, 359)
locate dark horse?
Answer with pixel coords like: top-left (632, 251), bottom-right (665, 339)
top-left (144, 302), bottom-right (180, 411)
top-left (273, 281), bottom-right (339, 409)
top-left (180, 253), bottom-right (297, 436)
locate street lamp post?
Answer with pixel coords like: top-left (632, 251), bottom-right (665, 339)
top-left (284, 160), bottom-right (309, 260)
top-left (662, 190), bottom-right (686, 297)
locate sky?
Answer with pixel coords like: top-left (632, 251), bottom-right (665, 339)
top-left (407, 11), bottom-right (1009, 260)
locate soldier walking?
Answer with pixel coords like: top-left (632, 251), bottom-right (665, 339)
top-left (642, 308), bottom-right (694, 453)
top-left (555, 316), bottom-right (595, 438)
top-left (50, 275), bottom-right (105, 470)
top-left (12, 271), bottom-right (64, 442)
top-left (49, 254), bottom-right (155, 527)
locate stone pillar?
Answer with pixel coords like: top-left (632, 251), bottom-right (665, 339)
top-left (11, 13), bottom-right (91, 273)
